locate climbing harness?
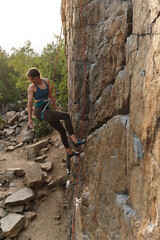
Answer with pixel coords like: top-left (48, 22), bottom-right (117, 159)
top-left (35, 99), bottom-right (50, 120)
top-left (40, 99), bottom-right (50, 120)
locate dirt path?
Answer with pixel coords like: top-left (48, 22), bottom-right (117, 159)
top-left (0, 131), bottom-right (68, 240)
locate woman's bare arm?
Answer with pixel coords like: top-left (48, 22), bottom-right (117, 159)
top-left (27, 85), bottom-right (34, 128)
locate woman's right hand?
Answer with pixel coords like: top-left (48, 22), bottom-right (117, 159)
top-left (28, 121), bottom-right (34, 129)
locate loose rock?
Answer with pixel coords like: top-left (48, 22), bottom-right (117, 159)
top-left (0, 213), bottom-right (25, 238)
top-left (40, 161), bottom-right (53, 171)
top-left (25, 164), bottom-right (44, 188)
top-left (5, 188), bottom-right (35, 207)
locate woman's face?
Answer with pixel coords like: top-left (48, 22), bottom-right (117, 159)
top-left (28, 76), bottom-right (40, 84)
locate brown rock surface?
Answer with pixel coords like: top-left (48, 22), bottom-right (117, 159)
top-left (62, 0), bottom-right (160, 239)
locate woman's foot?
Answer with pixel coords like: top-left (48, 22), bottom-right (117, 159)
top-left (72, 139), bottom-right (86, 147)
top-left (67, 151), bottom-right (79, 158)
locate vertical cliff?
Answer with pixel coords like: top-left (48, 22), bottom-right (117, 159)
top-left (62, 0), bottom-right (160, 239)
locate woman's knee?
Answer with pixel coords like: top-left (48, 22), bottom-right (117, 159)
top-left (63, 112), bottom-right (70, 121)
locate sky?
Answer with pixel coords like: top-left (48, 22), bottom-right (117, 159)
top-left (0, 0), bottom-right (62, 54)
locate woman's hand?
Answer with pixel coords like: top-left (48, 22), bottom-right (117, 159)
top-left (27, 84), bottom-right (34, 129)
top-left (28, 121), bottom-right (34, 129)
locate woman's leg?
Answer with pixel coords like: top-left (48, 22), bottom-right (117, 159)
top-left (35, 107), bottom-right (86, 148)
top-left (35, 106), bottom-right (71, 149)
top-left (49, 120), bottom-right (70, 149)
top-left (43, 109), bottom-right (79, 143)
top-left (48, 121), bottom-right (79, 156)
top-left (45, 109), bottom-right (74, 135)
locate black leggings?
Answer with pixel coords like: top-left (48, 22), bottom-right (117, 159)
top-left (35, 104), bottom-right (74, 148)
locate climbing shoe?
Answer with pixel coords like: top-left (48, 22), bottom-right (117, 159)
top-left (72, 139), bottom-right (86, 148)
top-left (67, 151), bottom-right (79, 158)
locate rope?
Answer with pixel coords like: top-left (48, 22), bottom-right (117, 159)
top-left (49, 0), bottom-right (66, 110)
top-left (49, 0), bottom-right (88, 237)
top-left (71, 0), bottom-right (88, 239)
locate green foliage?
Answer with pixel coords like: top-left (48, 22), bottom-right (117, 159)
top-left (0, 114), bottom-right (5, 128)
top-left (39, 36), bottom-right (68, 110)
top-left (0, 48), bottom-right (11, 104)
top-left (8, 40), bottom-right (39, 92)
top-left (0, 46), bottom-right (26, 104)
top-left (32, 117), bottom-right (53, 138)
top-left (0, 37), bottom-right (68, 111)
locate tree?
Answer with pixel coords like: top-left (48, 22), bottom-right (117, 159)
top-left (0, 47), bottom-right (18, 104)
top-left (0, 37), bottom-right (68, 110)
top-left (39, 36), bottom-right (68, 110)
top-left (9, 40), bottom-right (39, 93)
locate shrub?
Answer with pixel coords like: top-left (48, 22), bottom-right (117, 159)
top-left (33, 117), bottom-right (53, 138)
top-left (0, 115), bottom-right (5, 128)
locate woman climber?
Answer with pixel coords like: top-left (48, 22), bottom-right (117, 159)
top-left (27, 67), bottom-right (86, 159)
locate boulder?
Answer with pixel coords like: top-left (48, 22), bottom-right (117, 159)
top-left (7, 168), bottom-right (25, 177)
top-left (0, 192), bottom-right (7, 201)
top-left (39, 147), bottom-right (49, 155)
top-left (26, 139), bottom-right (50, 159)
top-left (7, 205), bottom-right (24, 213)
top-left (4, 129), bottom-right (15, 136)
top-left (34, 156), bottom-right (44, 162)
top-left (8, 113), bottom-right (19, 126)
top-left (40, 161), bottom-right (53, 171)
top-left (17, 232), bottom-right (31, 240)
top-left (0, 213), bottom-right (25, 238)
top-left (0, 140), bottom-right (4, 150)
top-left (5, 111), bottom-right (16, 122)
top-left (5, 188), bottom-right (35, 207)
top-left (17, 125), bottom-right (34, 144)
top-left (36, 190), bottom-right (47, 200)
top-left (25, 164), bottom-right (44, 188)
top-left (6, 146), bottom-right (16, 152)
top-left (48, 174), bottom-right (67, 188)
top-left (0, 208), bottom-right (6, 218)
top-left (24, 211), bottom-right (36, 222)
top-left (0, 170), bottom-right (15, 184)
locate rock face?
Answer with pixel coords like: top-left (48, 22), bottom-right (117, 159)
top-left (62, 0), bottom-right (160, 239)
